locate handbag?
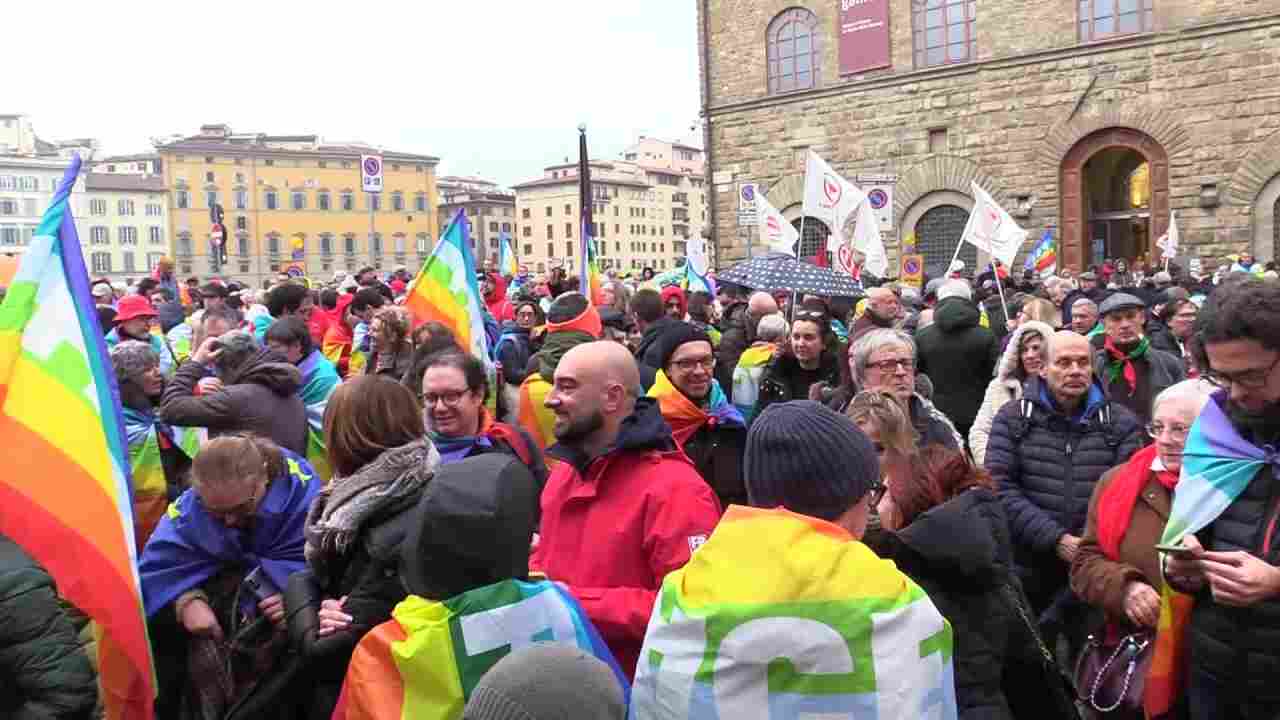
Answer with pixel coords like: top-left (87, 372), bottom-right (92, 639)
top-left (1074, 628), bottom-right (1154, 714)
top-left (1002, 583), bottom-right (1083, 720)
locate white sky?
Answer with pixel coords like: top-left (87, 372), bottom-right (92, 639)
top-left (9, 1), bottom-right (702, 187)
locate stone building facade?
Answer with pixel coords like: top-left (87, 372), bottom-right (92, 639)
top-left (697, 0), bottom-right (1280, 277)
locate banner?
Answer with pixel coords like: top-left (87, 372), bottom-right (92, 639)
top-left (802, 150), bottom-right (866, 250)
top-left (851, 198), bottom-right (888, 277)
top-left (960, 182), bottom-right (1027, 268)
top-left (838, 0), bottom-right (892, 75)
top-left (756, 191), bottom-right (799, 257)
top-left (1156, 210), bottom-right (1179, 260)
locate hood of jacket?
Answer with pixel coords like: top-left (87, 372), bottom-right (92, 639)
top-left (994, 320), bottom-right (1057, 385)
top-left (547, 396), bottom-right (678, 473)
top-left (224, 348), bottom-right (303, 396)
top-left (1023, 374), bottom-right (1107, 423)
top-left (484, 273), bottom-right (508, 305)
top-left (933, 296), bottom-right (981, 333)
top-left (896, 487), bottom-right (1011, 588)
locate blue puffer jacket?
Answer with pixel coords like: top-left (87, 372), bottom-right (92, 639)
top-left (984, 377), bottom-right (1143, 596)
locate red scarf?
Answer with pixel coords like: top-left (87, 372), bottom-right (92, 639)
top-left (1096, 444), bottom-right (1179, 560)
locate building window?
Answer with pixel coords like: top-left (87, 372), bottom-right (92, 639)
top-left (546, 225), bottom-right (553, 240)
top-left (522, 208), bottom-right (531, 219)
top-left (489, 221), bottom-right (499, 232)
top-left (237, 236), bottom-right (249, 256)
top-left (264, 159), bottom-right (274, 166)
top-left (149, 226), bottom-right (163, 245)
top-left (205, 191), bottom-right (218, 209)
top-left (344, 235), bottom-right (357, 254)
top-left (236, 216), bottom-right (248, 231)
top-left (90, 226), bottom-right (108, 245)
top-left (118, 227), bottom-right (138, 245)
top-left (118, 199), bottom-right (135, 216)
top-left (522, 226), bottom-right (533, 238)
top-left (565, 241), bottom-right (573, 257)
top-left (176, 190), bottom-right (189, 209)
top-left (321, 234), bottom-right (334, 255)
top-left (265, 190), bottom-right (278, 210)
top-left (267, 235), bottom-right (281, 254)
top-left (18, 176), bottom-right (38, 191)
top-left (318, 191), bottom-right (331, 211)
top-left (178, 234), bottom-right (192, 255)
top-left (417, 233), bottom-right (430, 252)
top-left (1079, 0), bottom-right (1153, 40)
top-left (235, 190), bottom-right (248, 210)
top-left (91, 252), bottom-right (112, 274)
top-left (234, 172), bottom-right (245, 184)
top-left (415, 193), bottom-right (427, 212)
top-left (524, 244), bottom-right (533, 255)
top-left (368, 193), bottom-right (381, 211)
top-left (915, 204), bottom-right (974, 278)
top-left (767, 8), bottom-right (821, 94)
top-left (394, 235), bottom-right (406, 254)
top-left (391, 192), bottom-right (404, 212)
top-left (0, 176), bottom-right (12, 191)
top-left (291, 191), bottom-right (306, 210)
top-left (0, 226), bottom-right (16, 245)
top-left (545, 206), bottom-right (552, 217)
top-left (913, 0), bottom-right (976, 68)
top-left (205, 171), bottom-right (215, 183)
top-left (146, 202), bottom-right (163, 216)
top-left (147, 252), bottom-right (165, 271)
top-left (565, 222), bottom-right (573, 238)
top-left (123, 251), bottom-right (136, 273)
top-left (501, 222), bottom-right (511, 232)
top-left (371, 233), bottom-right (383, 255)
top-left (341, 191), bottom-right (354, 211)
top-left (89, 198), bottom-right (107, 215)
top-left (547, 242), bottom-right (555, 257)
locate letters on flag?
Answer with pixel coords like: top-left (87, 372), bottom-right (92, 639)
top-left (960, 182), bottom-right (1027, 268)
top-left (802, 150), bottom-right (866, 249)
top-left (756, 191), bottom-right (798, 256)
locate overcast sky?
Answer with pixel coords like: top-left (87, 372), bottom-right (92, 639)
top-left (10, 1), bottom-right (702, 187)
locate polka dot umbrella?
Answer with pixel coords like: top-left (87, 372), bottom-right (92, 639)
top-left (717, 252), bottom-right (864, 298)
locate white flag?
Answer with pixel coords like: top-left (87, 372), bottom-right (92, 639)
top-left (756, 191), bottom-right (798, 257)
top-left (801, 150), bottom-right (866, 249)
top-left (852, 199), bottom-right (889, 278)
top-left (1157, 210), bottom-right (1179, 259)
top-left (960, 182), bottom-right (1027, 268)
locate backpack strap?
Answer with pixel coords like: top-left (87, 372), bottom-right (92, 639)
top-left (1009, 397), bottom-right (1035, 442)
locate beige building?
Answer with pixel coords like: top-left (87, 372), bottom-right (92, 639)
top-left (437, 175), bottom-right (516, 267)
top-left (0, 114), bottom-right (95, 261)
top-left (82, 173), bottom-right (169, 281)
top-left (157, 124), bottom-right (440, 286)
top-left (698, 0), bottom-right (1280, 277)
top-left (512, 138), bottom-right (708, 276)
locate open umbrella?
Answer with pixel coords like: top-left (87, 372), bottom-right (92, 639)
top-left (717, 253), bottom-right (864, 298)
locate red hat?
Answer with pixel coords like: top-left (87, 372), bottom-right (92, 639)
top-left (114, 294), bottom-right (159, 323)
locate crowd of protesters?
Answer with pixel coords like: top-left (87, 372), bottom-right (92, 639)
top-left (4, 249), bottom-right (1280, 720)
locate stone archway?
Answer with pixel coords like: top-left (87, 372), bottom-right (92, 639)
top-left (1059, 128), bottom-right (1170, 272)
top-left (1227, 128), bottom-right (1280, 263)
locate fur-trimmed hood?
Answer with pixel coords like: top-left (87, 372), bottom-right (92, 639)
top-left (993, 320), bottom-right (1056, 390)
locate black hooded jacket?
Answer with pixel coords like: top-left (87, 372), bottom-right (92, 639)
top-left (634, 317), bottom-right (683, 391)
top-left (753, 350), bottom-right (842, 419)
top-left (916, 296), bottom-right (1000, 435)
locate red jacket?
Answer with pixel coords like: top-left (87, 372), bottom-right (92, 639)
top-left (531, 398), bottom-right (721, 678)
top-left (484, 272), bottom-right (514, 324)
top-left (308, 307), bottom-right (335, 346)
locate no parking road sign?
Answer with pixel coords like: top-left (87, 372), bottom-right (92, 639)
top-left (361, 155), bottom-right (384, 193)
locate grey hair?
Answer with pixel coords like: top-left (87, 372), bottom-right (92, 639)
top-left (756, 313), bottom-right (789, 343)
top-left (1152, 378), bottom-right (1215, 417)
top-left (1072, 297), bottom-right (1098, 313)
top-left (850, 328), bottom-right (916, 386)
top-left (213, 330), bottom-right (258, 377)
top-left (937, 279), bottom-right (972, 302)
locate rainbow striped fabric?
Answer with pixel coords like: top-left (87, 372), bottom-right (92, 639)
top-left (405, 210), bottom-right (489, 361)
top-left (647, 370), bottom-right (743, 446)
top-left (297, 348), bottom-right (340, 481)
top-left (122, 407), bottom-right (204, 551)
top-left (0, 157), bottom-right (154, 719)
top-left (1024, 229), bottom-right (1057, 278)
top-left (333, 580), bottom-right (627, 720)
top-left (1148, 394), bottom-right (1273, 717)
top-left (631, 506), bottom-right (957, 720)
top-left (730, 344), bottom-right (776, 423)
top-left (498, 231), bottom-right (518, 277)
top-left (516, 373), bottom-right (557, 452)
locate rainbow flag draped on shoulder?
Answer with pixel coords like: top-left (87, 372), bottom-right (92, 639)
top-left (731, 344), bottom-right (777, 423)
top-left (405, 210), bottom-right (489, 361)
top-left (298, 348), bottom-right (340, 481)
top-left (631, 506), bottom-right (957, 720)
top-left (647, 370), bottom-right (743, 446)
top-left (0, 157), bottom-right (155, 719)
top-left (122, 407), bottom-right (204, 552)
top-left (333, 579), bottom-right (628, 720)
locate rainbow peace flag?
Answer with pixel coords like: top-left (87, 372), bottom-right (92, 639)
top-left (516, 373), bottom-right (557, 452)
top-left (631, 506), bottom-right (957, 720)
top-left (0, 157), bottom-right (155, 719)
top-left (1024, 229), bottom-right (1056, 278)
top-left (405, 210), bottom-right (489, 361)
top-left (298, 349), bottom-right (340, 481)
top-left (333, 579), bottom-right (627, 720)
top-left (122, 408), bottom-right (204, 551)
top-left (578, 128), bottom-right (604, 305)
top-left (730, 344), bottom-right (776, 423)
top-left (498, 231), bottom-right (518, 277)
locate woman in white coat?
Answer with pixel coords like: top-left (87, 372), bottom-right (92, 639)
top-left (968, 320), bottom-right (1055, 465)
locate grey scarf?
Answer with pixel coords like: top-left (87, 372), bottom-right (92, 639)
top-left (304, 438), bottom-right (439, 579)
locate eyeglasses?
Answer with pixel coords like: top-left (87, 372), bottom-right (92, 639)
top-left (671, 356), bottom-right (715, 372)
top-left (866, 482), bottom-right (888, 507)
top-left (795, 310), bottom-right (827, 321)
top-left (866, 358), bottom-right (915, 373)
top-left (1146, 422), bottom-right (1191, 440)
top-left (1203, 354), bottom-right (1280, 391)
top-left (420, 389), bottom-right (470, 407)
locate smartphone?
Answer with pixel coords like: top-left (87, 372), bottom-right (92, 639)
top-left (239, 567), bottom-right (280, 617)
top-left (1154, 542), bottom-right (1193, 555)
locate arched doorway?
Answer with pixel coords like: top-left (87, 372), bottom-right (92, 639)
top-left (1060, 127), bottom-right (1169, 272)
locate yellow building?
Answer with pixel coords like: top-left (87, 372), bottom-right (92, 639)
top-left (157, 124), bottom-right (439, 286)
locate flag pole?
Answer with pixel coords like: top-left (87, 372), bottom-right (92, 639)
top-left (992, 263), bottom-right (1011, 325)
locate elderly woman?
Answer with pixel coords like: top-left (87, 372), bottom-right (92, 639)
top-left (1070, 379), bottom-right (1215, 715)
top-left (139, 434), bottom-right (320, 720)
top-left (842, 328), bottom-right (962, 450)
top-left (731, 312), bottom-right (788, 422)
top-left (969, 320), bottom-right (1056, 465)
top-left (366, 306), bottom-right (414, 379)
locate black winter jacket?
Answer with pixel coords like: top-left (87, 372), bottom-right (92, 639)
top-left (715, 302), bottom-right (752, 402)
top-left (1182, 396), bottom-right (1280, 701)
top-left (916, 297), bottom-right (1000, 434)
top-left (635, 317), bottom-right (683, 391)
top-left (754, 350), bottom-right (841, 419)
top-left (984, 377), bottom-right (1143, 596)
top-left (0, 536), bottom-right (97, 720)
top-left (867, 489), bottom-right (1022, 720)
top-left (683, 422), bottom-right (748, 510)
top-left (1145, 318), bottom-right (1181, 356)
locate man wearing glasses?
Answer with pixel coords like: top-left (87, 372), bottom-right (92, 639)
top-left (1164, 278), bottom-right (1280, 719)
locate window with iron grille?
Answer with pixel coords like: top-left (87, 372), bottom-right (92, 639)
top-left (915, 204), bottom-right (974, 278)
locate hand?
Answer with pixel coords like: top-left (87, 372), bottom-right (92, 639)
top-left (180, 599), bottom-right (223, 641)
top-left (1056, 534), bottom-right (1081, 563)
top-left (258, 593), bottom-right (286, 631)
top-left (191, 336), bottom-right (223, 366)
top-left (1164, 535), bottom-right (1207, 590)
top-left (317, 596), bottom-right (352, 637)
top-left (196, 377), bottom-right (224, 395)
top-left (1122, 582), bottom-right (1161, 628)
top-left (1200, 550), bottom-right (1280, 608)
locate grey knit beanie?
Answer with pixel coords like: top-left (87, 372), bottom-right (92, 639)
top-left (463, 643), bottom-right (625, 720)
top-left (744, 400), bottom-right (880, 521)
top-left (109, 340), bottom-right (158, 386)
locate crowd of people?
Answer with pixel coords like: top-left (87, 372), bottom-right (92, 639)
top-left (3, 250), bottom-right (1280, 720)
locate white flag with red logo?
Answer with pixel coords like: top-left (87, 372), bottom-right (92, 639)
top-left (1156, 210), bottom-right (1179, 259)
top-left (801, 150), bottom-right (866, 250)
top-left (756, 191), bottom-right (798, 257)
top-left (852, 198), bottom-right (889, 278)
top-left (960, 182), bottom-right (1027, 268)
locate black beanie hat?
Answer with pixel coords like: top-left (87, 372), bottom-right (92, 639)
top-left (656, 322), bottom-right (712, 371)
top-left (744, 400), bottom-right (880, 521)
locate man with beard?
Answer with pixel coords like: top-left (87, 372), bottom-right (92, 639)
top-left (1165, 278), bottom-right (1280, 718)
top-left (850, 286), bottom-right (900, 342)
top-left (533, 341), bottom-right (720, 679)
top-left (1090, 293), bottom-right (1184, 425)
